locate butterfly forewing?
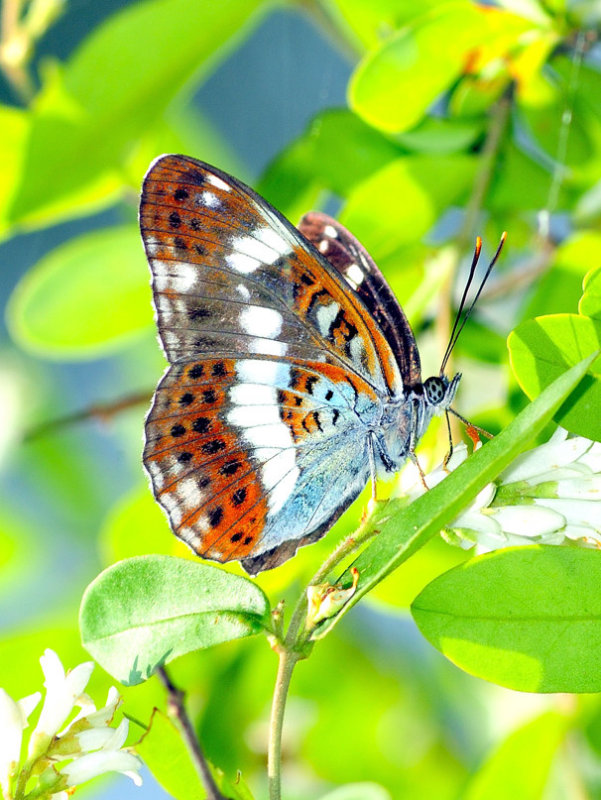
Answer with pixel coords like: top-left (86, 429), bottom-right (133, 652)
top-left (140, 155), bottom-right (401, 393)
top-left (298, 211), bottom-right (422, 387)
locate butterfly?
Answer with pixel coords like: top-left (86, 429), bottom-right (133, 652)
top-left (140, 154), bottom-right (502, 575)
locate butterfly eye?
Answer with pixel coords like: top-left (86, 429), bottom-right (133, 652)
top-left (424, 376), bottom-right (446, 406)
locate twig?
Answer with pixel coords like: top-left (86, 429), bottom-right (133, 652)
top-left (24, 390), bottom-right (153, 441)
top-left (156, 667), bottom-right (228, 800)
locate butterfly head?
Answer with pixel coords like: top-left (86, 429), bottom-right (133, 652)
top-left (423, 373), bottom-right (461, 412)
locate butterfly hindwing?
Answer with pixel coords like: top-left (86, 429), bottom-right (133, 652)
top-left (143, 356), bottom-right (376, 573)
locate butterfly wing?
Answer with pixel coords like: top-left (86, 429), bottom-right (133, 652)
top-left (140, 154), bottom-right (402, 394)
top-left (143, 357), bottom-right (374, 574)
top-left (298, 211), bottom-right (422, 387)
top-left (140, 155), bottom-right (400, 573)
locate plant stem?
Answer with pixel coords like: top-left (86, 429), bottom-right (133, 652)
top-left (268, 648), bottom-right (299, 800)
top-left (156, 667), bottom-right (227, 800)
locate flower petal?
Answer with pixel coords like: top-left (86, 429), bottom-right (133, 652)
top-left (499, 437), bottom-right (592, 484)
top-left (29, 651), bottom-right (94, 758)
top-left (533, 498), bottom-right (601, 529)
top-left (62, 749), bottom-right (142, 787)
top-left (0, 689), bottom-right (25, 797)
top-left (488, 505), bottom-right (565, 536)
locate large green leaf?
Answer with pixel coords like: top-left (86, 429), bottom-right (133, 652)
top-left (508, 314), bottom-right (601, 440)
top-left (8, 0), bottom-right (266, 227)
top-left (7, 226), bottom-right (151, 359)
top-left (412, 547), bottom-right (601, 692)
top-left (314, 354), bottom-right (595, 639)
top-left (80, 555), bottom-right (271, 685)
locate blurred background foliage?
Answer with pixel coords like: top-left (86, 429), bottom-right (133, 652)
top-left (1, 0), bottom-right (601, 798)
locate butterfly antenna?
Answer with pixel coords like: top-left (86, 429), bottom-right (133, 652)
top-left (440, 232), bottom-right (507, 374)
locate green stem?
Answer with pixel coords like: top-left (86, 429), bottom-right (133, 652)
top-left (268, 649), bottom-right (299, 800)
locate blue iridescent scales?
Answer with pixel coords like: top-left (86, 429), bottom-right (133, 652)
top-left (140, 154), bottom-right (459, 574)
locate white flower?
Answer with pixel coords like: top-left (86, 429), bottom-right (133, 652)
top-left (28, 649), bottom-right (94, 759)
top-left (403, 429), bottom-right (601, 552)
top-left (0, 689), bottom-right (40, 798)
top-left (61, 720), bottom-right (142, 788)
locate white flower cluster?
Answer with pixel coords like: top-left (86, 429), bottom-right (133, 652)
top-left (406, 428), bottom-right (601, 551)
top-left (0, 649), bottom-right (142, 800)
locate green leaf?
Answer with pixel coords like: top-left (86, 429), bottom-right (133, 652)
top-left (340, 155), bottom-right (476, 258)
top-left (412, 546), bottom-right (601, 692)
top-left (508, 314), bottom-right (601, 440)
top-left (258, 109), bottom-right (401, 218)
top-left (349, 3), bottom-right (528, 134)
top-left (136, 710), bottom-right (207, 800)
top-left (580, 264), bottom-right (601, 321)
top-left (136, 709), bottom-right (254, 800)
top-left (523, 232), bottom-right (601, 320)
top-left (0, 104), bottom-right (29, 237)
top-left (326, 0), bottom-right (442, 51)
top-left (314, 354), bottom-right (595, 639)
top-left (7, 226), bottom-right (152, 359)
top-left (464, 711), bottom-right (566, 799)
top-left (80, 555), bottom-right (271, 685)
top-left (319, 784), bottom-right (393, 800)
top-left (8, 0), bottom-right (265, 227)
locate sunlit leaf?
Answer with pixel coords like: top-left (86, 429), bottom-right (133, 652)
top-left (7, 226), bottom-right (152, 359)
top-left (8, 0), bottom-right (266, 227)
top-left (349, 3), bottom-right (529, 133)
top-left (508, 313), bottom-right (601, 439)
top-left (523, 232), bottom-right (600, 320)
top-left (412, 547), bottom-right (601, 692)
top-left (0, 104), bottom-right (29, 237)
top-left (80, 555), bottom-right (271, 685)
top-left (580, 264), bottom-right (601, 321)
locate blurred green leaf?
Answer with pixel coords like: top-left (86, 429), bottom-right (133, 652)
top-left (326, 0), bottom-right (442, 51)
top-left (316, 354), bottom-right (595, 639)
top-left (412, 547), bottom-right (601, 692)
top-left (259, 108), bottom-right (401, 218)
top-left (0, 104), bottom-right (29, 237)
top-left (396, 117), bottom-right (484, 154)
top-left (508, 313), bottom-right (601, 439)
top-left (523, 232), bottom-right (600, 320)
top-left (580, 264), bottom-right (601, 321)
top-left (136, 710), bottom-right (208, 800)
top-left (349, 3), bottom-right (529, 134)
top-left (319, 784), bottom-right (392, 800)
top-left (8, 0), bottom-right (266, 227)
top-left (7, 226), bottom-right (151, 359)
top-left (464, 711), bottom-right (566, 799)
top-left (80, 555), bottom-right (271, 685)
top-left (136, 709), bottom-right (254, 800)
top-left (489, 140), bottom-right (573, 211)
top-left (340, 155), bottom-right (476, 258)
top-left (100, 486), bottom-right (191, 565)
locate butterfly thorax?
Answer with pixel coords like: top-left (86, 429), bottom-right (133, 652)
top-left (372, 373), bottom-right (461, 478)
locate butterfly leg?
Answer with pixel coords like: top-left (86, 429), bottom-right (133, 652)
top-left (367, 431), bottom-right (379, 502)
top-left (408, 400), bottom-right (429, 489)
